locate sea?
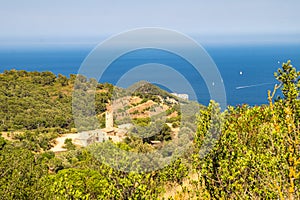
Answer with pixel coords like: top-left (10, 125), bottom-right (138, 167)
top-left (0, 43), bottom-right (300, 107)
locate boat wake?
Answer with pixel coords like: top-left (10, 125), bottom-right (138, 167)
top-left (236, 83), bottom-right (275, 90)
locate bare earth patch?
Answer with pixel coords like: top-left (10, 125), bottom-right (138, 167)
top-left (50, 133), bottom-right (81, 152)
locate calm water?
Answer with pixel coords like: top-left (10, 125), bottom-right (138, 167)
top-left (0, 44), bottom-right (299, 106)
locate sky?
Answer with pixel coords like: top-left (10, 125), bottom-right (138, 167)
top-left (1, 0), bottom-right (300, 44)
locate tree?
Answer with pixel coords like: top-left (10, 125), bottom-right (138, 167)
top-left (42, 168), bottom-right (117, 199)
top-left (274, 61), bottom-right (300, 199)
top-left (274, 60), bottom-right (300, 103)
top-left (194, 61), bottom-right (300, 199)
top-left (0, 135), bottom-right (7, 150)
top-left (0, 145), bottom-right (49, 199)
top-left (57, 74), bottom-right (68, 86)
top-left (63, 138), bottom-right (76, 150)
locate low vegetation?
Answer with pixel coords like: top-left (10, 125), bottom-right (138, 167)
top-left (0, 60), bottom-right (299, 199)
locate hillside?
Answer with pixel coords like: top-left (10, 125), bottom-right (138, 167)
top-left (0, 71), bottom-right (180, 131)
top-left (0, 61), bottom-right (299, 199)
top-left (0, 70), bottom-right (112, 132)
top-left (0, 70), bottom-right (198, 146)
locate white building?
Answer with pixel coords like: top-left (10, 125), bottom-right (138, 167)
top-left (171, 93), bottom-right (189, 100)
top-left (77, 129), bottom-right (108, 147)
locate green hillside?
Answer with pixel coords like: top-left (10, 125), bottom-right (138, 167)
top-left (0, 60), bottom-right (299, 199)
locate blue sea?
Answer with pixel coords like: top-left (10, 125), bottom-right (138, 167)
top-left (0, 43), bottom-right (300, 106)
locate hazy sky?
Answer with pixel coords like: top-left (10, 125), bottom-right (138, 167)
top-left (1, 0), bottom-right (300, 43)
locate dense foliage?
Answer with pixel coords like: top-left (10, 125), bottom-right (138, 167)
top-left (194, 60), bottom-right (300, 199)
top-left (0, 70), bottom-right (113, 132)
top-left (0, 60), bottom-right (299, 199)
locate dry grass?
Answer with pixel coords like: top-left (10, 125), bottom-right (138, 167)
top-left (162, 173), bottom-right (208, 200)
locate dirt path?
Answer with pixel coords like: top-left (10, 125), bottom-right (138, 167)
top-left (1, 131), bottom-right (81, 153)
top-left (50, 133), bottom-right (81, 152)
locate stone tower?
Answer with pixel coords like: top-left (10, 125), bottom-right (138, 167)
top-left (105, 103), bottom-right (113, 130)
